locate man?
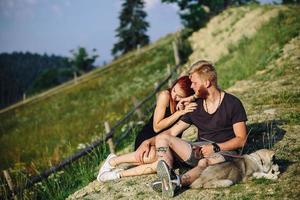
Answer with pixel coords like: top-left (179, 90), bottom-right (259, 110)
top-left (137, 60), bottom-right (248, 197)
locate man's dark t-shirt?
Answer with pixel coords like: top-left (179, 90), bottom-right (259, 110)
top-left (181, 92), bottom-right (247, 143)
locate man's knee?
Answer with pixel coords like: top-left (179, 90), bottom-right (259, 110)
top-left (155, 134), bottom-right (170, 144)
top-left (197, 158), bottom-right (209, 168)
top-left (207, 153), bottom-right (225, 165)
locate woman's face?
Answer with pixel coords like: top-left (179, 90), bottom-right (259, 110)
top-left (171, 83), bottom-right (186, 101)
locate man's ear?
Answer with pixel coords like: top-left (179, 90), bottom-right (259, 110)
top-left (205, 80), bottom-right (211, 88)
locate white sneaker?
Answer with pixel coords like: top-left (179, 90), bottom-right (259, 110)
top-left (98, 170), bottom-right (121, 182)
top-left (97, 153), bottom-right (116, 182)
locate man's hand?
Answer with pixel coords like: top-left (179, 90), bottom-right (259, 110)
top-left (201, 144), bottom-right (214, 157)
top-left (192, 145), bottom-right (203, 159)
top-left (176, 95), bottom-right (195, 110)
top-left (135, 140), bottom-right (150, 163)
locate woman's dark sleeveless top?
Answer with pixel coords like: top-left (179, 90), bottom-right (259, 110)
top-left (134, 106), bottom-right (182, 150)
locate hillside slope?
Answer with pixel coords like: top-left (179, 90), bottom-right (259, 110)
top-left (67, 5), bottom-right (300, 200)
top-left (67, 29), bottom-right (300, 200)
top-left (0, 34), bottom-right (177, 172)
top-left (187, 5), bottom-right (281, 64)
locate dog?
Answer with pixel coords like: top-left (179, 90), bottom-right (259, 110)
top-left (190, 149), bottom-right (280, 189)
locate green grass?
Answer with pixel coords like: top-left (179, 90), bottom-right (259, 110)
top-left (1, 5), bottom-right (300, 200)
top-left (0, 34), bottom-right (177, 172)
top-left (216, 6), bottom-right (300, 89)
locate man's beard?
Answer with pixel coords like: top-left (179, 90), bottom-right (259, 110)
top-left (197, 85), bottom-right (209, 99)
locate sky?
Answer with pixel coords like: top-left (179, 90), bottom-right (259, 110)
top-left (0, 0), bottom-right (280, 65)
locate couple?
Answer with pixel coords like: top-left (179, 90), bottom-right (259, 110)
top-left (97, 60), bottom-right (248, 197)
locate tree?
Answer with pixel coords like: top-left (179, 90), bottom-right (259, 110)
top-left (69, 47), bottom-right (98, 75)
top-left (282, 0), bottom-right (300, 4)
top-left (112, 0), bottom-right (150, 56)
top-left (162, 0), bottom-right (256, 32)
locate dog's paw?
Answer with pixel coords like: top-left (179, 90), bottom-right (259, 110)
top-left (190, 178), bottom-right (203, 189)
top-left (268, 164), bottom-right (280, 179)
top-left (271, 164), bottom-right (280, 173)
top-left (253, 172), bottom-right (264, 179)
top-left (253, 164), bottom-right (280, 180)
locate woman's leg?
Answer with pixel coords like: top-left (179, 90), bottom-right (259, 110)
top-left (119, 160), bottom-right (159, 177)
top-left (99, 147), bottom-right (158, 181)
top-left (109, 145), bottom-right (156, 167)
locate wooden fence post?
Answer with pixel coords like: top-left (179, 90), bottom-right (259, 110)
top-left (172, 40), bottom-right (181, 66)
top-left (131, 96), bottom-right (144, 120)
top-left (167, 64), bottom-right (173, 87)
top-left (3, 170), bottom-right (18, 200)
top-left (154, 81), bottom-right (159, 99)
top-left (104, 121), bottom-right (115, 154)
top-left (73, 72), bottom-right (78, 84)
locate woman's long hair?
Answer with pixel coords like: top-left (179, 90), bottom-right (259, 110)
top-left (168, 76), bottom-right (194, 113)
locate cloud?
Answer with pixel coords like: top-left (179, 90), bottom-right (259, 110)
top-left (64, 0), bottom-right (71, 7)
top-left (25, 0), bottom-right (37, 5)
top-left (0, 0), bottom-right (37, 20)
top-left (143, 0), bottom-right (160, 10)
top-left (51, 4), bottom-right (63, 17)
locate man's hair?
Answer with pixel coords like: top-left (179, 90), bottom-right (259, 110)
top-left (189, 60), bottom-right (218, 86)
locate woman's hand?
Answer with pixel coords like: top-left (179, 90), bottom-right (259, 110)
top-left (135, 140), bottom-right (150, 163)
top-left (176, 95), bottom-right (196, 110)
top-left (179, 102), bottom-right (197, 115)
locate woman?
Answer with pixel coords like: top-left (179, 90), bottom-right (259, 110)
top-left (97, 76), bottom-right (196, 182)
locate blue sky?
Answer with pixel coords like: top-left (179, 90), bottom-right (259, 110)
top-left (0, 0), bottom-right (280, 65)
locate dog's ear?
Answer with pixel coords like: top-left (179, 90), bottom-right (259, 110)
top-left (271, 154), bottom-right (276, 163)
top-left (265, 149), bottom-right (275, 159)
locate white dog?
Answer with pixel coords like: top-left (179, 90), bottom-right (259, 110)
top-left (190, 149), bottom-right (280, 188)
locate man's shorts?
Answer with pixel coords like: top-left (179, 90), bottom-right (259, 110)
top-left (184, 141), bottom-right (239, 167)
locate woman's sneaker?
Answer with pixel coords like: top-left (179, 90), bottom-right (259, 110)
top-left (97, 153), bottom-right (116, 182)
top-left (98, 169), bottom-right (123, 182)
top-left (155, 160), bottom-right (181, 197)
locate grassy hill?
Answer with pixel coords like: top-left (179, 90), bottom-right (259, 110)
top-left (0, 4), bottom-right (299, 200)
top-left (0, 34), bottom-right (177, 172)
top-left (67, 5), bottom-right (300, 200)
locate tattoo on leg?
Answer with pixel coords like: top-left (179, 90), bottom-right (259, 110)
top-left (156, 146), bottom-right (168, 153)
top-left (180, 174), bottom-right (191, 186)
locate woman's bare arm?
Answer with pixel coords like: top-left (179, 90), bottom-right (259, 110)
top-left (153, 91), bottom-right (196, 132)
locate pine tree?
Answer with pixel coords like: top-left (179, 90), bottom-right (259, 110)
top-left (69, 47), bottom-right (98, 75)
top-left (112, 0), bottom-right (150, 56)
top-left (162, 0), bottom-right (256, 32)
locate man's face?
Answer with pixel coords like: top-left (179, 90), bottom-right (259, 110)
top-left (190, 73), bottom-right (208, 99)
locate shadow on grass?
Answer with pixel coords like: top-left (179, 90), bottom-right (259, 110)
top-left (173, 120), bottom-right (290, 197)
top-left (242, 120), bottom-right (286, 154)
top-left (242, 120), bottom-right (295, 173)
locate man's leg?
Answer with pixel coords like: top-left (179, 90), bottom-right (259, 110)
top-left (154, 134), bottom-right (194, 197)
top-left (155, 134), bottom-right (192, 167)
top-left (180, 153), bottom-right (225, 186)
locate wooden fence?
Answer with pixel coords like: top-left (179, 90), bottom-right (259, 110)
top-left (2, 39), bottom-right (182, 197)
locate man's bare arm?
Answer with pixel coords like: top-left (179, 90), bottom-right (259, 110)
top-left (218, 121), bottom-right (247, 151)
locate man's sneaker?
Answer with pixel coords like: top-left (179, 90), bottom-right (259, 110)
top-left (97, 169), bottom-right (122, 182)
top-left (151, 179), bottom-right (163, 193)
top-left (155, 160), bottom-right (181, 197)
top-left (97, 153), bottom-right (116, 182)
top-left (151, 176), bottom-right (181, 193)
